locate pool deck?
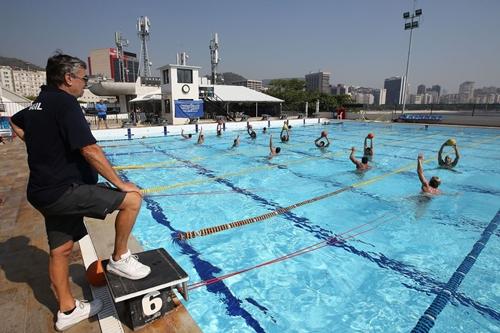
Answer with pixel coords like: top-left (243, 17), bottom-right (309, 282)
top-left (0, 139), bottom-right (201, 332)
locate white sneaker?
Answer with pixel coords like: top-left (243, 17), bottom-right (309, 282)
top-left (107, 249), bottom-right (151, 280)
top-left (55, 299), bottom-right (103, 331)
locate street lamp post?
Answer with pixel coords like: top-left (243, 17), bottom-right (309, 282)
top-left (402, 5), bottom-right (422, 114)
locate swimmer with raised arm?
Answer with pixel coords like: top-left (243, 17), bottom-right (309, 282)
top-left (181, 129), bottom-right (192, 139)
top-left (314, 130), bottom-right (330, 148)
top-left (197, 127), bottom-right (204, 144)
top-left (269, 134), bottom-right (281, 159)
top-left (438, 140), bottom-right (460, 169)
top-left (418, 153), bottom-right (441, 195)
top-left (232, 135), bottom-right (240, 148)
top-left (349, 147), bottom-right (370, 171)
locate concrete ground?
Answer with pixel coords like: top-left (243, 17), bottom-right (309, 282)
top-left (0, 139), bottom-right (200, 332)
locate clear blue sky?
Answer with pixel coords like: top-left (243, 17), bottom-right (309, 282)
top-left (2, 0), bottom-right (499, 93)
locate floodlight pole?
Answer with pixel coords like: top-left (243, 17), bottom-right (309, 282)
top-left (402, 3), bottom-right (422, 114)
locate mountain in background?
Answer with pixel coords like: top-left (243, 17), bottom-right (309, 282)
top-left (0, 56), bottom-right (43, 71)
top-left (220, 72), bottom-right (246, 84)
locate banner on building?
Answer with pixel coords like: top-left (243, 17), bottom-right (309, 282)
top-left (175, 100), bottom-right (204, 118)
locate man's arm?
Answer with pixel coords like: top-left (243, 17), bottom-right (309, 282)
top-left (451, 144), bottom-right (460, 167)
top-left (349, 147), bottom-right (360, 167)
top-left (417, 154), bottom-right (428, 186)
top-left (9, 119), bottom-right (25, 141)
top-left (324, 137), bottom-right (330, 147)
top-left (80, 144), bottom-right (142, 195)
top-left (437, 143), bottom-right (445, 166)
top-left (269, 135), bottom-right (274, 153)
top-left (364, 137), bottom-right (368, 149)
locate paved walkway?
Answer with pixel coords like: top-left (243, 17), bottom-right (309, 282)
top-left (0, 139), bottom-right (200, 333)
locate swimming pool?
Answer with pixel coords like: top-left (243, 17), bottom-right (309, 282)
top-left (102, 121), bottom-right (500, 333)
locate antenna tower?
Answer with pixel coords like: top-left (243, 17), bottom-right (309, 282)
top-left (137, 16), bottom-right (152, 77)
top-left (209, 33), bottom-right (220, 84)
top-left (115, 32), bottom-right (129, 82)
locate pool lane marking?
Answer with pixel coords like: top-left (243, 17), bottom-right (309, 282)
top-left (179, 130), bottom-right (494, 240)
top-left (411, 209), bottom-right (500, 332)
top-left (113, 157), bottom-right (203, 170)
top-left (109, 156), bottom-right (267, 333)
top-left (137, 130), bottom-right (441, 191)
top-left (140, 150), bottom-right (345, 194)
top-left (178, 158), bottom-right (434, 240)
top-left (187, 212), bottom-right (395, 290)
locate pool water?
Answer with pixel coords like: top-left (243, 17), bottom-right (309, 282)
top-left (102, 122), bottom-right (500, 333)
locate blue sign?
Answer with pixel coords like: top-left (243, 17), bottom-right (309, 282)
top-left (0, 116), bottom-right (12, 136)
top-left (175, 100), bottom-right (204, 118)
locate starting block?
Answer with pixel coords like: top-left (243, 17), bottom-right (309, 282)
top-left (102, 248), bottom-right (189, 331)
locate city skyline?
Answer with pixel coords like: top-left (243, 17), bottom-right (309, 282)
top-left (1, 0), bottom-right (499, 92)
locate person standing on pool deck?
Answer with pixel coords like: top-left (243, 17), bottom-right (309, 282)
top-left (95, 99), bottom-right (108, 129)
top-left (9, 52), bottom-right (151, 331)
top-left (417, 153), bottom-right (441, 195)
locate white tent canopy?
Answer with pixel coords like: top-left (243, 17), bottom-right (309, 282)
top-left (130, 85), bottom-right (283, 104)
top-left (208, 85), bottom-right (283, 103)
top-left (129, 89), bottom-right (162, 102)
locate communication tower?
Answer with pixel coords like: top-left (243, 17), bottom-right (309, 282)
top-left (137, 16), bottom-right (152, 77)
top-left (209, 33), bottom-right (220, 84)
top-left (115, 32), bottom-right (129, 82)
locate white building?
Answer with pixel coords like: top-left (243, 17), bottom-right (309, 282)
top-left (11, 68), bottom-right (46, 97)
top-left (0, 66), bottom-right (46, 97)
top-left (0, 66), bottom-right (14, 91)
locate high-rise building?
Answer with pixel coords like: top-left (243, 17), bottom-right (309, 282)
top-left (305, 71), bottom-right (330, 94)
top-left (0, 66), bottom-right (46, 97)
top-left (231, 80), bottom-right (263, 91)
top-left (458, 81), bottom-right (474, 103)
top-left (88, 48), bottom-right (139, 82)
top-left (384, 76), bottom-right (406, 105)
top-left (417, 84), bottom-right (426, 95)
top-left (431, 85), bottom-right (441, 96)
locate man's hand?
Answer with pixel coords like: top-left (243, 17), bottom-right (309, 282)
top-left (118, 182), bottom-right (143, 197)
top-left (351, 147), bottom-right (356, 152)
top-left (418, 153), bottom-right (424, 160)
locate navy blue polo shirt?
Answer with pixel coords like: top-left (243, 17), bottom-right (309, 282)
top-left (11, 85), bottom-right (98, 208)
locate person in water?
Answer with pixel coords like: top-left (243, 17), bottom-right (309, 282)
top-left (181, 129), bottom-right (192, 139)
top-left (364, 134), bottom-right (374, 158)
top-left (247, 121), bottom-right (257, 139)
top-left (417, 153), bottom-right (441, 195)
top-left (349, 147), bottom-right (370, 171)
top-left (438, 140), bottom-right (460, 169)
top-left (314, 130), bottom-right (330, 148)
top-left (197, 127), bottom-right (204, 144)
top-left (232, 135), bottom-right (240, 148)
top-left (269, 134), bottom-right (281, 159)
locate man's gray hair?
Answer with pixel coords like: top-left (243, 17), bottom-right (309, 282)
top-left (46, 50), bottom-right (87, 87)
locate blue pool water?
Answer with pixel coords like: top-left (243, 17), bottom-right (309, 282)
top-left (102, 122), bottom-right (500, 333)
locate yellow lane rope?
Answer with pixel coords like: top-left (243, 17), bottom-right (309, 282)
top-left (113, 157), bottom-right (203, 170)
top-left (178, 158), bottom-right (433, 240)
top-left (178, 133), bottom-right (500, 240)
top-left (141, 150), bottom-right (345, 194)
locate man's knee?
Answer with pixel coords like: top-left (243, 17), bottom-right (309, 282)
top-left (50, 241), bottom-right (74, 258)
top-left (120, 192), bottom-right (142, 212)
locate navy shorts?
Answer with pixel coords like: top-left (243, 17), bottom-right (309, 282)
top-left (37, 183), bottom-right (126, 250)
top-left (98, 114), bottom-right (107, 120)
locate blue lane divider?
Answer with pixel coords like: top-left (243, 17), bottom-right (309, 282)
top-left (110, 158), bottom-right (266, 333)
top-left (411, 209), bottom-right (500, 333)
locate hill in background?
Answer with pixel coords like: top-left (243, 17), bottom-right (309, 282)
top-left (0, 56), bottom-right (43, 71)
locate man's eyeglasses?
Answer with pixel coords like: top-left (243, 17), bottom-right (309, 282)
top-left (71, 74), bottom-right (89, 83)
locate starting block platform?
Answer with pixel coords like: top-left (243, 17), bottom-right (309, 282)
top-left (102, 248), bottom-right (189, 330)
